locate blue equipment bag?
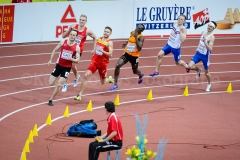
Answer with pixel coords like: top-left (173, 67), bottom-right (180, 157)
top-left (66, 119), bottom-right (101, 138)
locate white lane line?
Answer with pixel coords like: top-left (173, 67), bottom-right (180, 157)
top-left (1, 36), bottom-right (240, 48)
top-left (0, 70), bottom-right (239, 99)
top-left (0, 69), bottom-right (239, 98)
top-left (1, 49), bottom-right (240, 59)
top-left (1, 44), bottom-right (240, 59)
top-left (0, 53), bottom-right (51, 58)
top-left (38, 89), bottom-right (240, 131)
top-left (1, 62), bottom-right (240, 83)
top-left (1, 79), bottom-right (240, 122)
top-left (0, 63), bottom-right (48, 70)
top-left (1, 52), bottom-right (240, 70)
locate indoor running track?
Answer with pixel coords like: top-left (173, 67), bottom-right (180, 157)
top-left (0, 36), bottom-right (240, 160)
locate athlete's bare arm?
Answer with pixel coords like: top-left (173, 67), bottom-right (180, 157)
top-left (48, 40), bottom-right (64, 65)
top-left (180, 27), bottom-right (187, 42)
top-left (134, 32), bottom-right (144, 51)
top-left (100, 41), bottom-right (113, 57)
top-left (203, 35), bottom-right (215, 51)
top-left (68, 46), bottom-right (81, 63)
top-left (122, 40), bottom-right (128, 48)
top-left (62, 24), bottom-right (75, 38)
top-left (87, 29), bottom-right (97, 54)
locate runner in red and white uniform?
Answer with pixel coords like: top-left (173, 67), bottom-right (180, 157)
top-left (74, 26), bottom-right (114, 101)
top-left (62, 14), bottom-right (97, 92)
top-left (47, 30), bottom-right (80, 106)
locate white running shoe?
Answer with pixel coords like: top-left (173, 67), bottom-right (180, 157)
top-left (62, 84), bottom-right (68, 92)
top-left (196, 68), bottom-right (202, 79)
top-left (206, 84), bottom-right (211, 92)
top-left (73, 75), bottom-right (81, 87)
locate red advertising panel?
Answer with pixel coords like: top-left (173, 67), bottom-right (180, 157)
top-left (2, 5), bottom-right (15, 42)
top-left (0, 6), bottom-right (3, 42)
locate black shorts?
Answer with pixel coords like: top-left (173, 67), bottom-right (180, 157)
top-left (120, 52), bottom-right (139, 68)
top-left (51, 64), bottom-right (71, 78)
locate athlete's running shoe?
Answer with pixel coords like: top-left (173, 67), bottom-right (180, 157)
top-left (48, 100), bottom-right (53, 106)
top-left (206, 84), bottom-right (211, 92)
top-left (109, 84), bottom-right (118, 91)
top-left (74, 94), bottom-right (81, 101)
top-left (62, 84), bottom-right (68, 92)
top-left (108, 76), bottom-right (114, 84)
top-left (138, 73), bottom-right (144, 84)
top-left (149, 71), bottom-right (159, 77)
top-left (73, 75), bottom-right (81, 87)
top-left (196, 68), bottom-right (202, 79)
top-left (186, 63), bottom-right (190, 73)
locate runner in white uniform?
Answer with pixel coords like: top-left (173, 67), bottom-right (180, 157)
top-left (187, 21), bottom-right (217, 92)
top-left (150, 14), bottom-right (189, 77)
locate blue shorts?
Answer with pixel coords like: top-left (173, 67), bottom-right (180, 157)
top-left (191, 51), bottom-right (210, 70)
top-left (162, 43), bottom-right (181, 62)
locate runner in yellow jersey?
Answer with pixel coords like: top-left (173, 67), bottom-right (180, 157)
top-left (109, 24), bottom-right (145, 91)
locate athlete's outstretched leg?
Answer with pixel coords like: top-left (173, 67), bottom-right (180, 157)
top-left (49, 77), bottom-right (66, 106)
top-left (205, 70), bottom-right (211, 92)
top-left (188, 60), bottom-right (200, 71)
top-left (132, 62), bottom-right (144, 84)
top-left (114, 57), bottom-right (125, 85)
top-left (72, 63), bottom-right (81, 87)
top-left (74, 70), bottom-right (92, 101)
top-left (149, 50), bottom-right (164, 77)
top-left (99, 66), bottom-right (114, 85)
top-left (188, 60), bottom-right (202, 78)
top-left (109, 55), bottom-right (126, 91)
top-left (155, 50), bottom-right (165, 72)
top-left (100, 76), bottom-right (114, 85)
top-left (176, 59), bottom-right (189, 68)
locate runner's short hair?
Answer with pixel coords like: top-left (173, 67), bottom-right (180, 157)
top-left (71, 29), bottom-right (78, 36)
top-left (139, 24), bottom-right (145, 32)
top-left (105, 26), bottom-right (112, 32)
top-left (80, 14), bottom-right (87, 20)
top-left (179, 14), bottom-right (186, 20)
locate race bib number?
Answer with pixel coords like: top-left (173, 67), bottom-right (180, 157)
top-left (169, 32), bottom-right (176, 43)
top-left (75, 36), bottom-right (82, 45)
top-left (61, 49), bottom-right (73, 60)
top-left (126, 43), bottom-right (136, 52)
top-left (197, 44), bottom-right (205, 54)
top-left (96, 46), bottom-right (103, 56)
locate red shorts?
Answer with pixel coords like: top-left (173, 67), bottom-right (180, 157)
top-left (87, 61), bottom-right (108, 79)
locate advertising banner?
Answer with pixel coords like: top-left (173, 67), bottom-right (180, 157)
top-left (0, 0), bottom-right (240, 44)
top-left (0, 6), bottom-right (3, 42)
top-left (134, 0), bottom-right (240, 36)
top-left (41, 1), bottom-right (134, 42)
top-left (1, 5), bottom-right (14, 42)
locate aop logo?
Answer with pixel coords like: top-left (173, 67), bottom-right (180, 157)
top-left (192, 8), bottom-right (210, 29)
top-left (56, 5), bottom-right (77, 38)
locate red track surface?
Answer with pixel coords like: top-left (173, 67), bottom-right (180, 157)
top-left (0, 37), bottom-right (240, 160)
